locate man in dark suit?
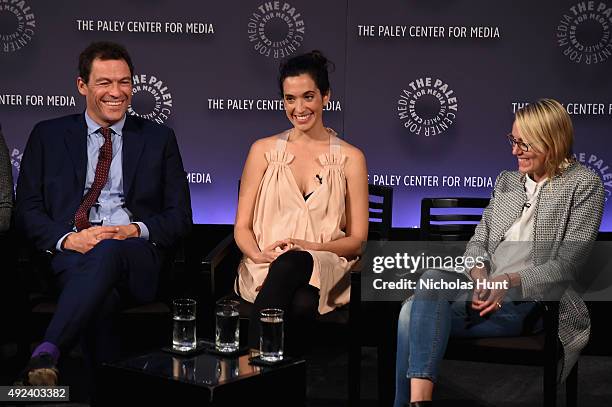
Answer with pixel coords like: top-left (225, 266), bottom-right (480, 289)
top-left (0, 125), bottom-right (12, 233)
top-left (15, 42), bottom-right (192, 385)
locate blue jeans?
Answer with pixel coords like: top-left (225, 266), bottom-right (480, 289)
top-left (394, 269), bottom-right (541, 407)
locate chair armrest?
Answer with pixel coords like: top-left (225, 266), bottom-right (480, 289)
top-left (540, 301), bottom-right (562, 370)
top-left (198, 233), bottom-right (243, 316)
top-left (541, 301), bottom-right (560, 334)
top-left (202, 233), bottom-right (236, 273)
top-left (351, 258), bottom-right (363, 273)
top-left (172, 240), bottom-right (186, 267)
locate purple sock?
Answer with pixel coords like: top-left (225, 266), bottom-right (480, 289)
top-left (32, 342), bottom-right (60, 363)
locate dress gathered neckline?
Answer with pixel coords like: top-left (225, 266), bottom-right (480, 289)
top-left (237, 128), bottom-right (356, 314)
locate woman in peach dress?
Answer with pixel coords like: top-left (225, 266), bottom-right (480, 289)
top-left (234, 51), bottom-right (369, 352)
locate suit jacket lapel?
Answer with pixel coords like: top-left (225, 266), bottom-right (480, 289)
top-left (122, 116), bottom-right (145, 199)
top-left (64, 114), bottom-right (88, 191)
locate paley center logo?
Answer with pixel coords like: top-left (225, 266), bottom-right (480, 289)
top-left (127, 74), bottom-right (173, 124)
top-left (397, 77), bottom-right (459, 137)
top-left (0, 0), bottom-right (36, 53)
top-left (10, 146), bottom-right (22, 181)
top-left (557, 1), bottom-right (612, 64)
top-left (248, 1), bottom-right (305, 59)
top-left (575, 152), bottom-right (612, 202)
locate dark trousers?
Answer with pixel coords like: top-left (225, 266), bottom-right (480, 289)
top-left (247, 251), bottom-right (319, 355)
top-left (46, 238), bottom-right (162, 365)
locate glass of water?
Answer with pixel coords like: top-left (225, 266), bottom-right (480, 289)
top-left (215, 299), bottom-right (240, 352)
top-left (259, 308), bottom-right (284, 362)
top-left (172, 298), bottom-right (197, 351)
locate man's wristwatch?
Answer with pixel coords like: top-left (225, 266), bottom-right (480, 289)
top-left (131, 223), bottom-right (141, 237)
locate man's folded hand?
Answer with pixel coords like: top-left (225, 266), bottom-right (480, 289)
top-left (63, 226), bottom-right (119, 253)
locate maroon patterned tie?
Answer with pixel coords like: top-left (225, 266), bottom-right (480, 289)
top-left (74, 127), bottom-right (113, 231)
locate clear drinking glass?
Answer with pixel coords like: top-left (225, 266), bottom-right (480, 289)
top-left (172, 298), bottom-right (197, 351)
top-left (215, 299), bottom-right (240, 352)
top-left (259, 308), bottom-right (284, 362)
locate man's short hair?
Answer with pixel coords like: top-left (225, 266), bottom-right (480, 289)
top-left (78, 41), bottom-right (134, 83)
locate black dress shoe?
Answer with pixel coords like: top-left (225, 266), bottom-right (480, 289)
top-left (409, 402), bottom-right (433, 407)
top-left (18, 353), bottom-right (59, 386)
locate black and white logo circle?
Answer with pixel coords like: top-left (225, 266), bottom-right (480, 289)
top-left (575, 152), bottom-right (611, 202)
top-left (397, 77), bottom-right (459, 137)
top-left (247, 1), bottom-right (306, 59)
top-left (557, 2), bottom-right (612, 64)
top-left (9, 146), bottom-right (22, 178)
top-left (128, 74), bottom-right (173, 124)
top-left (0, 0), bottom-right (36, 53)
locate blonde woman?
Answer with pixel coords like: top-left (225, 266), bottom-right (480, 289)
top-left (395, 99), bottom-right (604, 407)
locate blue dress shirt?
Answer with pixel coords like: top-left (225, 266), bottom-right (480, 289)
top-left (55, 111), bottom-right (149, 250)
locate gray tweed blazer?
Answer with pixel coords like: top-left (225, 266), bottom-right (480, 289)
top-left (464, 161), bottom-right (605, 381)
top-left (0, 127), bottom-right (13, 233)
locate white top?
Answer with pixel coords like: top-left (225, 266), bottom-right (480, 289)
top-left (490, 174), bottom-right (547, 277)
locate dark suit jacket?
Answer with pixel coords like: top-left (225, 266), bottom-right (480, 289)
top-left (0, 125), bottom-right (13, 233)
top-left (15, 114), bottom-right (192, 252)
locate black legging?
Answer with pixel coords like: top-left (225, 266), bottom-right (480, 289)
top-left (248, 250), bottom-right (319, 355)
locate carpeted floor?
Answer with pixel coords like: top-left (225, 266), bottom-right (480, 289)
top-left (307, 346), bottom-right (612, 407)
top-left (2, 343), bottom-right (611, 406)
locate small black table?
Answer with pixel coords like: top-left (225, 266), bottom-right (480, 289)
top-left (97, 349), bottom-right (306, 406)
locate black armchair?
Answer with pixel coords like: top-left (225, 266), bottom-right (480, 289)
top-left (0, 228), bottom-right (30, 376)
top-left (420, 197), bottom-right (489, 241)
top-left (348, 184), bottom-right (395, 406)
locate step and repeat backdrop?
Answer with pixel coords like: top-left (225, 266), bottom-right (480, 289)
top-left (1, 0), bottom-right (611, 229)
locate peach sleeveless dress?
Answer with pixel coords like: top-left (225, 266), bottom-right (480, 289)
top-left (237, 129), bottom-right (356, 314)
